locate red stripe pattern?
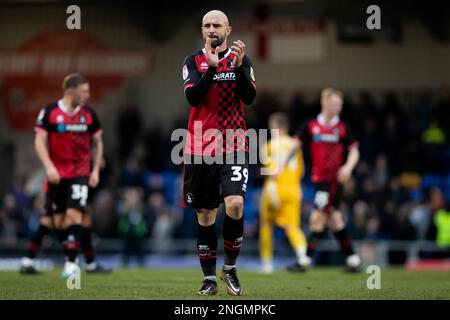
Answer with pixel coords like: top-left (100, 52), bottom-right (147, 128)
top-left (224, 239), bottom-right (242, 251)
top-left (64, 240), bottom-right (81, 251)
top-left (197, 246), bottom-right (217, 260)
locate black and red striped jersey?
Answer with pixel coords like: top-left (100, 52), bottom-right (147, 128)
top-left (182, 48), bottom-right (256, 156)
top-left (296, 114), bottom-right (358, 183)
top-left (34, 100), bottom-right (102, 179)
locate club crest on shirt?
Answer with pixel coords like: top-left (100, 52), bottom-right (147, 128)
top-left (185, 193), bottom-right (194, 204)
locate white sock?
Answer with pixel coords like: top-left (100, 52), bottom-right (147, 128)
top-left (296, 247), bottom-right (307, 264)
top-left (261, 259), bottom-right (274, 273)
top-left (204, 275), bottom-right (217, 282)
top-left (223, 264), bottom-right (236, 271)
top-left (85, 261), bottom-right (97, 271)
top-left (262, 258), bottom-right (273, 267)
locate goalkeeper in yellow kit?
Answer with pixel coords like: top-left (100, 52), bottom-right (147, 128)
top-left (259, 113), bottom-right (309, 273)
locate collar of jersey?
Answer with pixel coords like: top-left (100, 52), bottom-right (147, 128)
top-left (58, 99), bottom-right (81, 115)
top-left (317, 113), bottom-right (339, 127)
top-left (201, 47), bottom-right (231, 61)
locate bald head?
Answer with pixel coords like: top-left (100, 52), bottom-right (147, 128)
top-left (202, 10), bottom-right (229, 26)
top-left (201, 10), bottom-right (231, 49)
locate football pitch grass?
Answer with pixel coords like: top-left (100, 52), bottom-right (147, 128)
top-left (0, 267), bottom-right (449, 300)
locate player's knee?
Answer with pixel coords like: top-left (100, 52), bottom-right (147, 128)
top-left (260, 219), bottom-right (272, 229)
top-left (285, 225), bottom-right (300, 234)
top-left (330, 211), bottom-right (344, 231)
top-left (198, 215), bottom-right (216, 226)
top-left (40, 216), bottom-right (53, 228)
top-left (197, 209), bottom-right (217, 226)
top-left (310, 222), bottom-right (325, 232)
top-left (52, 214), bottom-right (64, 230)
top-left (65, 208), bottom-right (83, 226)
top-left (225, 196), bottom-right (243, 219)
top-left (81, 212), bottom-right (91, 227)
top-left (310, 211), bottom-right (326, 232)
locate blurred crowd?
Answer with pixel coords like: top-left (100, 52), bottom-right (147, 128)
top-left (1, 89), bottom-right (450, 261)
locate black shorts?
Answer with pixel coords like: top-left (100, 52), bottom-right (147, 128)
top-left (41, 200), bottom-right (52, 217)
top-left (313, 181), bottom-right (343, 214)
top-left (182, 154), bottom-right (249, 209)
top-left (45, 177), bottom-right (89, 215)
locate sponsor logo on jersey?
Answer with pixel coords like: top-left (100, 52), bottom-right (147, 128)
top-left (56, 115), bottom-right (64, 123)
top-left (213, 72), bottom-right (235, 81)
top-left (200, 62), bottom-right (209, 70)
top-left (312, 133), bottom-right (339, 143)
top-left (57, 124), bottom-right (88, 133)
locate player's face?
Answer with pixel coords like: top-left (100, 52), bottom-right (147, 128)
top-left (201, 16), bottom-right (231, 48)
top-left (72, 83), bottom-right (90, 106)
top-left (324, 95), bottom-right (343, 117)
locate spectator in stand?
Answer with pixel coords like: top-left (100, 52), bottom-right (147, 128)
top-left (90, 190), bottom-right (117, 237)
top-left (117, 187), bottom-right (148, 267)
top-left (350, 201), bottom-right (369, 240)
top-left (0, 193), bottom-right (19, 247)
top-left (358, 117), bottom-right (380, 166)
top-left (389, 204), bottom-right (416, 264)
top-left (421, 120), bottom-right (446, 174)
top-left (149, 192), bottom-right (174, 255)
top-left (121, 156), bottom-right (144, 187)
top-left (116, 99), bottom-right (143, 163)
top-left (425, 187), bottom-right (449, 258)
top-left (437, 88), bottom-right (450, 139)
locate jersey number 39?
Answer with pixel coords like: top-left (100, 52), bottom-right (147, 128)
top-left (71, 184), bottom-right (88, 206)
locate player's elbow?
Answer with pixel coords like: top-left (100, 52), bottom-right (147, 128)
top-left (34, 135), bottom-right (44, 153)
top-left (185, 87), bottom-right (201, 107)
top-left (34, 139), bottom-right (40, 153)
top-left (92, 138), bottom-right (102, 151)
